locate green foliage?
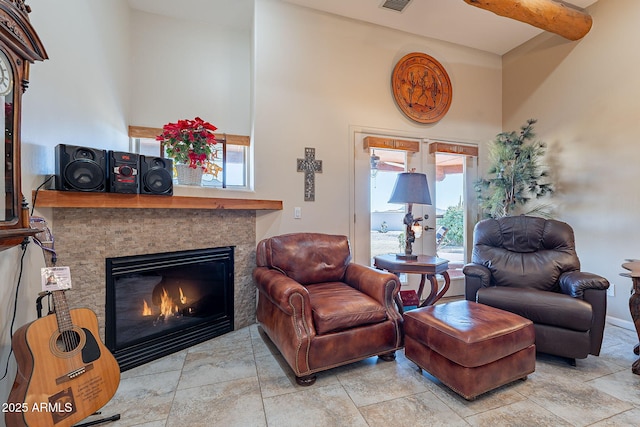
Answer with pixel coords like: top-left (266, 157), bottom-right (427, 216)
top-left (476, 119), bottom-right (554, 218)
top-left (440, 203), bottom-right (464, 246)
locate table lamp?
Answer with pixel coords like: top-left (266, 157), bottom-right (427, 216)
top-left (388, 171), bottom-right (432, 260)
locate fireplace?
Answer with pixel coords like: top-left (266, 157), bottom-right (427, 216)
top-left (105, 246), bottom-right (234, 371)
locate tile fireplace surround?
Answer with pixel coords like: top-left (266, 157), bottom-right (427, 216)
top-left (42, 195), bottom-right (275, 341)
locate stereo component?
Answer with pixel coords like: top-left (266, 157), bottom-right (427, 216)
top-left (139, 156), bottom-right (173, 196)
top-left (109, 151), bottom-right (139, 194)
top-left (55, 144), bottom-right (107, 192)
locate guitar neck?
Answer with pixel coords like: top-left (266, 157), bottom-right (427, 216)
top-left (51, 290), bottom-right (73, 332)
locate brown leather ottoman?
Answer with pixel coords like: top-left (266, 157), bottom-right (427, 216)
top-left (404, 300), bottom-right (535, 400)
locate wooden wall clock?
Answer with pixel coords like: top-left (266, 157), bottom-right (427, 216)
top-left (391, 52), bottom-right (452, 124)
top-left (0, 0), bottom-right (48, 251)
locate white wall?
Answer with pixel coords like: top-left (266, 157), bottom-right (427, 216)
top-left (128, 9), bottom-right (252, 135)
top-left (502, 0), bottom-right (637, 325)
top-left (1, 0), bottom-right (131, 410)
top-left (23, 0), bottom-right (132, 191)
top-left (252, 0), bottom-right (502, 242)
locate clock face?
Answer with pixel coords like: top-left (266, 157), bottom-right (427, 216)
top-left (391, 52), bottom-right (452, 124)
top-left (0, 52), bottom-right (13, 97)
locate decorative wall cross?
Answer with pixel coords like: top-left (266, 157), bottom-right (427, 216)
top-left (297, 147), bottom-right (322, 201)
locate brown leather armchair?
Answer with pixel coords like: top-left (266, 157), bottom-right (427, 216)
top-left (463, 216), bottom-right (610, 364)
top-left (254, 233), bottom-right (403, 385)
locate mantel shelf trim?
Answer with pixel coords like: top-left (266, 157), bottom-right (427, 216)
top-left (33, 190), bottom-right (283, 211)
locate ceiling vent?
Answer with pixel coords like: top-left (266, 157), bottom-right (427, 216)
top-left (380, 0), bottom-right (412, 13)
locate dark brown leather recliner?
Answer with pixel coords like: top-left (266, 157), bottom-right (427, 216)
top-left (254, 233), bottom-right (403, 385)
top-left (463, 216), bottom-right (609, 363)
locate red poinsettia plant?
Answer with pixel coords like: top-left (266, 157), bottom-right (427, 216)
top-left (156, 117), bottom-right (218, 169)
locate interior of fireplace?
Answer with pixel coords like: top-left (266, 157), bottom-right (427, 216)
top-left (106, 247), bottom-right (234, 371)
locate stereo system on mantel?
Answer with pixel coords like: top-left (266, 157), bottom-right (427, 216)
top-left (54, 144), bottom-right (173, 196)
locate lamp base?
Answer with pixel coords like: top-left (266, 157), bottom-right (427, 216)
top-left (395, 253), bottom-right (418, 261)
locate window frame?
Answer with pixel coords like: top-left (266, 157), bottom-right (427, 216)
top-left (128, 125), bottom-right (251, 190)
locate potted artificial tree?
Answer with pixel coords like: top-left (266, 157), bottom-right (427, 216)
top-left (476, 119), bottom-right (554, 218)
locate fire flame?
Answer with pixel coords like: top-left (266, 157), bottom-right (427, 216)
top-left (141, 287), bottom-right (188, 321)
top-left (159, 288), bottom-right (179, 318)
top-left (142, 300), bottom-right (152, 316)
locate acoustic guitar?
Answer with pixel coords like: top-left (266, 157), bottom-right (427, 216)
top-left (5, 290), bottom-right (120, 427)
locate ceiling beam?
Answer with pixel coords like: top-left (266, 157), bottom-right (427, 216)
top-left (463, 0), bottom-right (592, 41)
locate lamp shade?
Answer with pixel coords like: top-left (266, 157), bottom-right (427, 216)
top-left (388, 172), bottom-right (432, 205)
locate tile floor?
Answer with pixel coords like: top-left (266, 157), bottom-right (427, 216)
top-left (88, 322), bottom-right (640, 427)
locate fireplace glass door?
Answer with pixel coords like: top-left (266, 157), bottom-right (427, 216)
top-left (106, 246), bottom-right (234, 371)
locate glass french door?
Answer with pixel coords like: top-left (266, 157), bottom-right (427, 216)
top-left (352, 132), bottom-right (478, 289)
top-left (369, 148), bottom-right (407, 263)
top-left (351, 131), bottom-right (423, 266)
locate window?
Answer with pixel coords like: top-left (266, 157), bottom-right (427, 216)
top-left (128, 126), bottom-right (250, 190)
top-left (370, 148), bottom-right (407, 262)
top-left (429, 141), bottom-right (479, 276)
top-left (363, 135), bottom-right (420, 263)
top-left (434, 152), bottom-right (464, 262)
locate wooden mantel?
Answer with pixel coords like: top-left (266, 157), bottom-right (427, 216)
top-left (33, 190), bottom-right (283, 210)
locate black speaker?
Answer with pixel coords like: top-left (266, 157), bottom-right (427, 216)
top-left (139, 156), bottom-right (173, 196)
top-left (108, 151), bottom-right (139, 194)
top-left (55, 144), bottom-right (107, 192)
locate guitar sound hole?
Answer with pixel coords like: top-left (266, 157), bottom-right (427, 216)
top-left (55, 330), bottom-right (82, 352)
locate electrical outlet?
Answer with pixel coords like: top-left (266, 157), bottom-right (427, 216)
top-left (607, 283), bottom-right (615, 297)
top-left (294, 207), bottom-right (302, 219)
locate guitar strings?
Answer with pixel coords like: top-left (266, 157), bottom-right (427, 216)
top-left (56, 291), bottom-right (80, 352)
